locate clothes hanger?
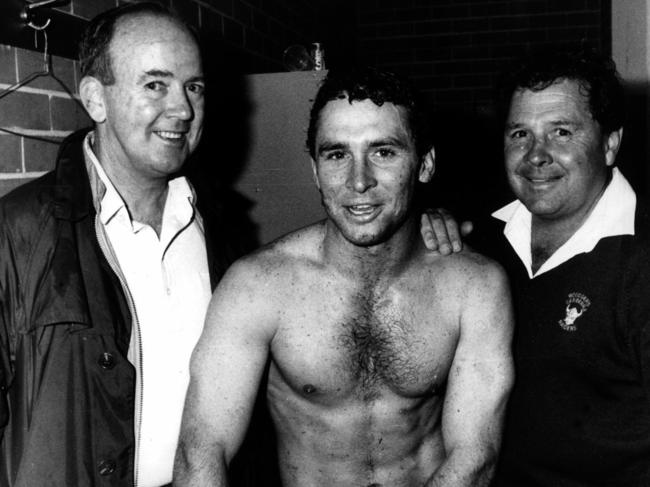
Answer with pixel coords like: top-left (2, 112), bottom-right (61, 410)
top-left (0, 0), bottom-right (81, 143)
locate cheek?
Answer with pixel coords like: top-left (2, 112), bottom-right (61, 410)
top-left (387, 171), bottom-right (416, 205)
top-left (191, 101), bottom-right (205, 124)
top-left (315, 177), bottom-right (339, 202)
top-left (317, 168), bottom-right (346, 190)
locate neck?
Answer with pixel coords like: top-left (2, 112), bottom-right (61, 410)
top-left (530, 176), bottom-right (609, 273)
top-left (322, 214), bottom-right (421, 280)
top-left (93, 133), bottom-right (168, 235)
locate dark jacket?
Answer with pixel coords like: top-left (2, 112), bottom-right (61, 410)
top-left (0, 130), bottom-right (236, 486)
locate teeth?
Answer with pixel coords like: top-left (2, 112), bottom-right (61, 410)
top-left (156, 131), bottom-right (184, 139)
top-left (349, 205), bottom-right (374, 214)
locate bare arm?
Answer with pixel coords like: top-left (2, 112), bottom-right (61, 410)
top-left (420, 210), bottom-right (473, 254)
top-left (427, 260), bottom-right (514, 486)
top-left (173, 258), bottom-right (277, 486)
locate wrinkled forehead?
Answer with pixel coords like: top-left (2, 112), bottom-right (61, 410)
top-left (511, 79), bottom-right (592, 115)
top-left (317, 97), bottom-right (412, 139)
top-left (508, 78), bottom-right (596, 125)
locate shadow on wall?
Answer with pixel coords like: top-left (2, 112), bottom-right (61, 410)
top-left (183, 42), bottom-right (261, 259)
top-left (183, 40), bottom-right (282, 487)
top-left (618, 81), bottom-right (649, 198)
top-left (417, 104), bottom-right (511, 223)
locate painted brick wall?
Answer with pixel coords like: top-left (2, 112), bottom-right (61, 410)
top-left (356, 0), bottom-right (610, 113)
top-left (0, 0), bottom-right (318, 197)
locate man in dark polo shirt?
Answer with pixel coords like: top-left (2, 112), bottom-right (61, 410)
top-left (425, 48), bottom-right (650, 486)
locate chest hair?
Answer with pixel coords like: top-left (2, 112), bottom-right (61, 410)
top-left (337, 289), bottom-right (423, 399)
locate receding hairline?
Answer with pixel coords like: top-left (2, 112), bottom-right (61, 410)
top-left (111, 11), bottom-right (197, 46)
top-left (103, 11), bottom-right (200, 77)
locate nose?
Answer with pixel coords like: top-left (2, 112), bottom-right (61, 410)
top-left (347, 158), bottom-right (377, 193)
top-left (167, 85), bottom-right (193, 121)
top-left (526, 137), bottom-right (552, 167)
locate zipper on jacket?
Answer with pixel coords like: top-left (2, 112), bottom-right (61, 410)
top-left (95, 216), bottom-right (144, 487)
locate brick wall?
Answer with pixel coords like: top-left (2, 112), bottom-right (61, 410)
top-left (0, 0), bottom-right (319, 197)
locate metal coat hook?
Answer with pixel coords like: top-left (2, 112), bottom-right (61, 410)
top-left (20, 0), bottom-right (69, 31)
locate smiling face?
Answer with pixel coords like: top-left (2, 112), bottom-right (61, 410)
top-left (87, 13), bottom-right (204, 183)
top-left (311, 98), bottom-right (434, 247)
top-left (504, 79), bottom-right (621, 227)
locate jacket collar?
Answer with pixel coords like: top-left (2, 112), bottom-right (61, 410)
top-left (53, 128), bottom-right (94, 221)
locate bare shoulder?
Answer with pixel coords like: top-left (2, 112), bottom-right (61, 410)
top-left (422, 244), bottom-right (509, 294)
top-left (444, 247), bottom-right (513, 340)
top-left (222, 221), bottom-right (326, 287)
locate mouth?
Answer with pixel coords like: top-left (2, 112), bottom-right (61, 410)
top-left (153, 130), bottom-right (187, 144)
top-left (522, 174), bottom-right (562, 188)
top-left (345, 203), bottom-right (381, 221)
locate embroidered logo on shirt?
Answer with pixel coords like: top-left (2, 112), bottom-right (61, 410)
top-left (558, 292), bottom-right (591, 332)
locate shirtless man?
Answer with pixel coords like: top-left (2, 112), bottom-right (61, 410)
top-left (174, 67), bottom-right (514, 487)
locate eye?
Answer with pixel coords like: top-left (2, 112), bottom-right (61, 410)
top-left (323, 150), bottom-right (346, 161)
top-left (509, 129), bottom-right (528, 139)
top-left (375, 148), bottom-right (396, 158)
top-left (554, 127), bottom-right (572, 137)
top-left (145, 80), bottom-right (166, 92)
top-left (186, 82), bottom-right (205, 96)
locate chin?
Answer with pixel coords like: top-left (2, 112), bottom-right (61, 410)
top-left (521, 199), bottom-right (561, 218)
top-left (339, 225), bottom-right (392, 247)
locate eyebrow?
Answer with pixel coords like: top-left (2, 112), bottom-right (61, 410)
top-left (138, 70), bottom-right (205, 84)
top-left (317, 141), bottom-right (347, 155)
top-left (368, 137), bottom-right (409, 150)
top-left (140, 69), bottom-right (173, 80)
top-left (505, 119), bottom-right (580, 129)
top-left (317, 136), bottom-right (411, 155)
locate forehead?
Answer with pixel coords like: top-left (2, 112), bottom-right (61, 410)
top-left (508, 79), bottom-right (593, 123)
top-left (316, 98), bottom-right (412, 143)
top-left (109, 14), bottom-right (201, 74)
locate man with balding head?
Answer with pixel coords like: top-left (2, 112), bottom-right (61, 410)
top-left (0, 4), bottom-right (233, 486)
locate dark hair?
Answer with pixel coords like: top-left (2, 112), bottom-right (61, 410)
top-left (497, 47), bottom-right (625, 134)
top-left (306, 67), bottom-right (433, 159)
top-left (78, 2), bottom-right (192, 85)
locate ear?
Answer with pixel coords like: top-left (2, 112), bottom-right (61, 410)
top-left (418, 147), bottom-right (435, 183)
top-left (310, 158), bottom-right (321, 190)
top-left (79, 76), bottom-right (107, 124)
top-left (604, 127), bottom-right (623, 167)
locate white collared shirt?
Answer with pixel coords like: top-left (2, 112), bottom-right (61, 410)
top-left (84, 134), bottom-right (212, 487)
top-left (493, 168), bottom-right (636, 279)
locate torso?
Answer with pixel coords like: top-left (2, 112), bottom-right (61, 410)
top-left (494, 217), bottom-right (650, 486)
top-left (253, 223), bottom-right (480, 486)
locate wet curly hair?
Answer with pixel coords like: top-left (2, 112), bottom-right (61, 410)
top-left (306, 67), bottom-right (433, 160)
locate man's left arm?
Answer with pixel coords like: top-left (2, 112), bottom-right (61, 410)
top-left (427, 261), bottom-right (514, 487)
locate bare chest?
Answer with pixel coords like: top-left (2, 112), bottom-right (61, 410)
top-left (271, 285), bottom-right (458, 401)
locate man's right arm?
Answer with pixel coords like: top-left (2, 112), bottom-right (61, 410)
top-left (173, 257), bottom-right (277, 486)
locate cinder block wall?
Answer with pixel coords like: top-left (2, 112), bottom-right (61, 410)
top-left (0, 1), bottom-right (611, 199)
top-left (0, 0), bottom-right (318, 197)
top-left (356, 0), bottom-right (610, 113)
